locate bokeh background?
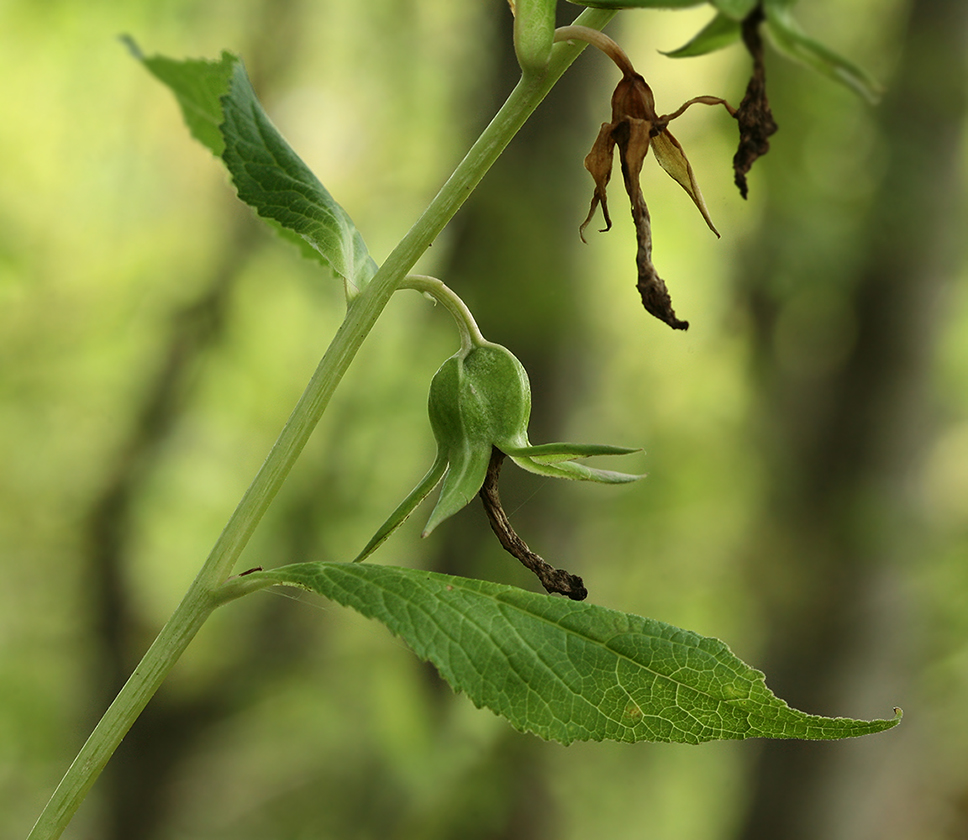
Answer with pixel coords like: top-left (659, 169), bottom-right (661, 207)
top-left (2, 0), bottom-right (967, 838)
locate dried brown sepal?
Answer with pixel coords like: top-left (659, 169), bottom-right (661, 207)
top-left (580, 122), bottom-right (616, 241)
top-left (479, 448), bottom-right (588, 601)
top-left (733, 6), bottom-right (778, 199)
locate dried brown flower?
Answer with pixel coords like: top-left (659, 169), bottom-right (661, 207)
top-left (557, 26), bottom-right (733, 330)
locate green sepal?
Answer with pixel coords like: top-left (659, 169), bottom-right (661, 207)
top-left (510, 454), bottom-right (642, 483)
top-left (461, 344), bottom-right (532, 447)
top-left (422, 443), bottom-right (492, 536)
top-left (764, 3), bottom-right (883, 104)
top-left (353, 453), bottom-right (447, 563)
top-left (506, 442), bottom-right (641, 462)
top-left (422, 343), bottom-right (533, 535)
top-left (374, 339), bottom-right (643, 542)
top-left (427, 345), bottom-right (531, 455)
top-left (663, 12), bottom-right (742, 58)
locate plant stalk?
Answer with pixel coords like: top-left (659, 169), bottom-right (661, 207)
top-left (401, 275), bottom-right (487, 353)
top-left (26, 8), bottom-right (615, 839)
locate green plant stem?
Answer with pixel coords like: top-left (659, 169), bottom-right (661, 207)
top-left (26, 8), bottom-right (615, 839)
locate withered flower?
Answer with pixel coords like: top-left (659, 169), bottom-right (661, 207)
top-left (732, 6), bottom-right (779, 199)
top-left (556, 26), bottom-right (734, 330)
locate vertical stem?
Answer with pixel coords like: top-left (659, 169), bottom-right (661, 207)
top-left (26, 8), bottom-right (615, 839)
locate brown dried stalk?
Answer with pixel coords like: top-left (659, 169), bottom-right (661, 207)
top-left (479, 448), bottom-right (588, 601)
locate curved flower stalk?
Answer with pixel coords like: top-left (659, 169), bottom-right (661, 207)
top-left (354, 276), bottom-right (641, 570)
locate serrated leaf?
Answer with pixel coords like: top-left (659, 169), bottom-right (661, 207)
top-left (220, 61), bottom-right (378, 291)
top-left (125, 37), bottom-right (235, 157)
top-left (250, 562), bottom-right (902, 745)
top-left (664, 12), bottom-right (742, 58)
top-left (764, 5), bottom-right (883, 104)
top-left (131, 42), bottom-right (378, 291)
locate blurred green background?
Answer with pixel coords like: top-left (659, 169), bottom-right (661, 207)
top-left (2, 0), bottom-right (967, 838)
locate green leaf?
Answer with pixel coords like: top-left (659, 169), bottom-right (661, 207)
top-left (220, 61), bottom-right (378, 291)
top-left (251, 562), bottom-right (902, 745)
top-left (663, 12), bottom-right (742, 58)
top-left (124, 37), bottom-right (235, 157)
top-left (764, 5), bottom-right (883, 104)
top-left (131, 41), bottom-right (378, 291)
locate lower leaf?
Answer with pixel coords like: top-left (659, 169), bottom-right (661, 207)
top-left (249, 562), bottom-right (901, 745)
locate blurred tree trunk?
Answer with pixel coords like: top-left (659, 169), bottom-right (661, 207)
top-left (733, 0), bottom-right (967, 838)
top-left (82, 2), bottom-right (312, 838)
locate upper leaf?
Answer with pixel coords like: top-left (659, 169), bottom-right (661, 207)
top-left (130, 42), bottom-right (377, 293)
top-left (764, 4), bottom-right (883, 104)
top-left (220, 61), bottom-right (378, 292)
top-left (124, 38), bottom-right (235, 157)
top-left (250, 562), bottom-right (902, 745)
top-left (663, 12), bottom-right (743, 58)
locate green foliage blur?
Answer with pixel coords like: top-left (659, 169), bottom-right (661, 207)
top-left (2, 0), bottom-right (966, 838)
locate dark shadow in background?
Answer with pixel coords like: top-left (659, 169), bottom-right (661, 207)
top-left (733, 0), bottom-right (967, 837)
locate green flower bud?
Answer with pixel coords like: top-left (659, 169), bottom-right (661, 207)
top-left (354, 340), bottom-right (641, 562)
top-left (429, 343), bottom-right (531, 455)
top-left (424, 343), bottom-right (532, 535)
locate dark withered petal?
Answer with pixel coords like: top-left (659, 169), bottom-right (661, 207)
top-left (733, 7), bottom-right (778, 199)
